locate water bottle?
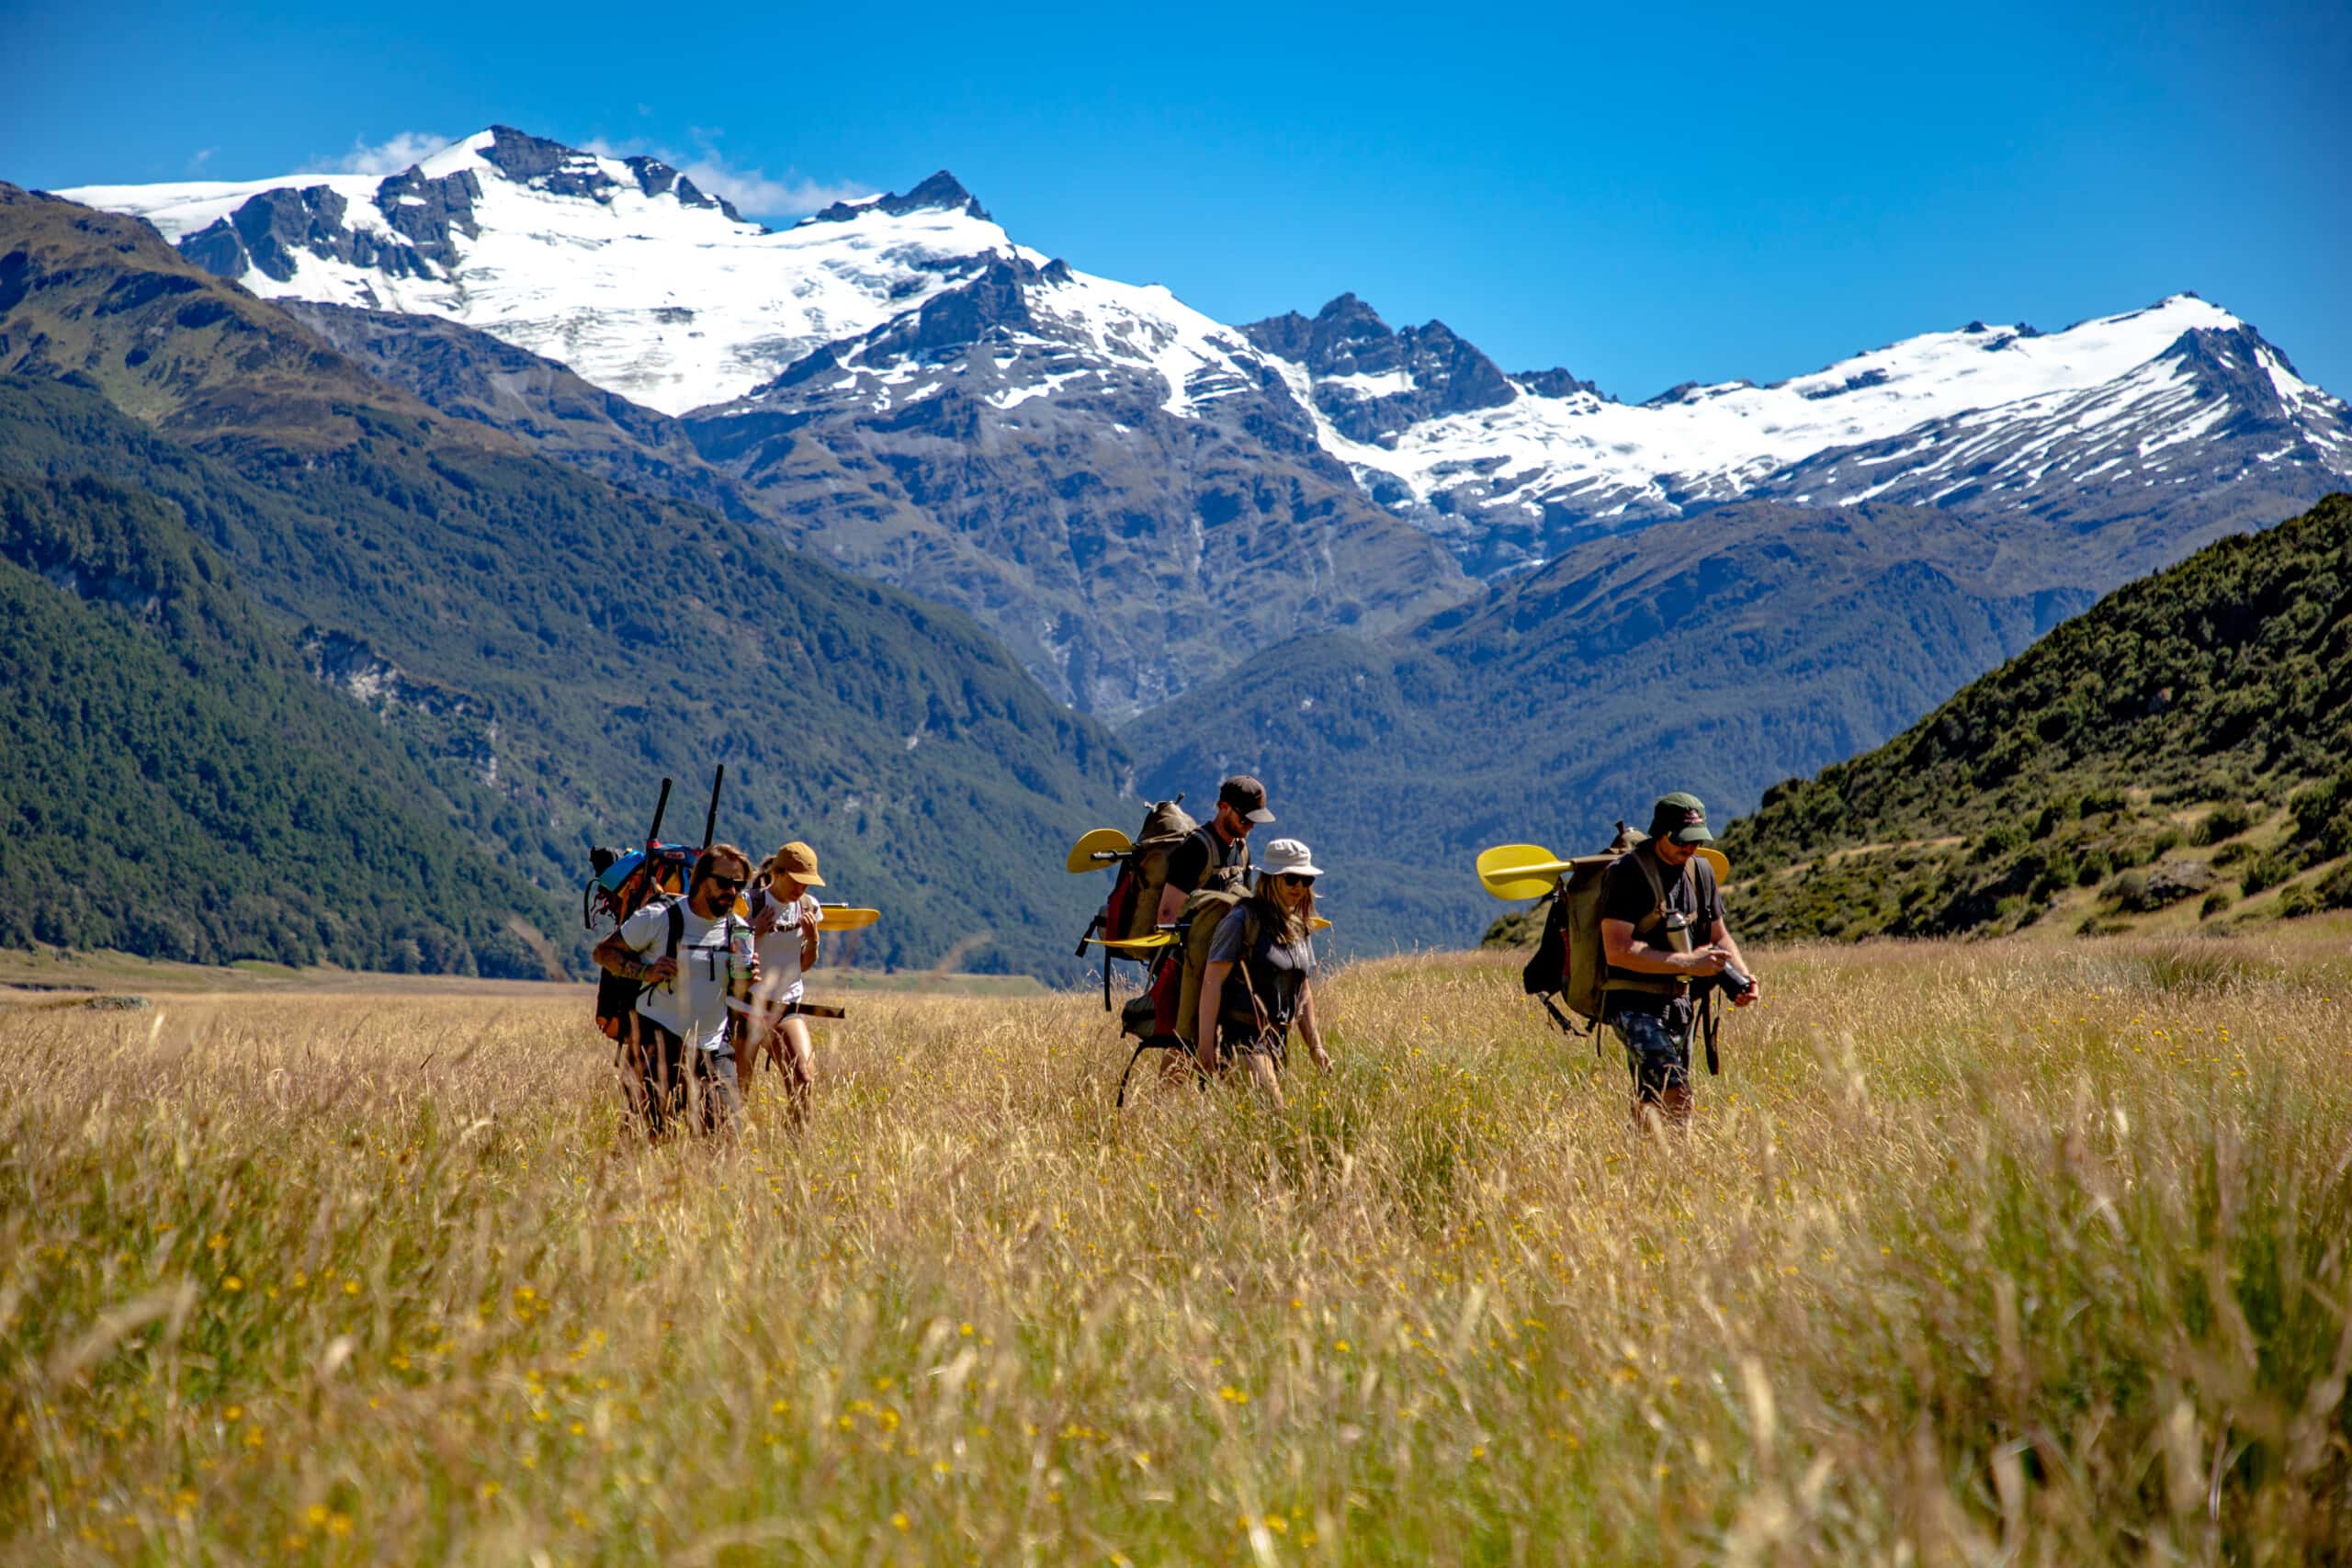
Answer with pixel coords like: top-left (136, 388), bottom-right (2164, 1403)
top-left (728, 921), bottom-right (754, 986)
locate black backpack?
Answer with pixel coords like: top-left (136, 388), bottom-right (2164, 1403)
top-left (594, 899), bottom-right (686, 1042)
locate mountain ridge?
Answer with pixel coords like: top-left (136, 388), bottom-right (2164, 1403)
top-left (63, 130), bottom-right (2350, 591)
top-left (32, 135), bottom-right (2352, 973)
top-left (58, 130), bottom-right (2352, 720)
top-left (0, 182), bottom-right (1132, 977)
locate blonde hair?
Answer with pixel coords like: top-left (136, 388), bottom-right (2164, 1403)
top-left (1249, 869), bottom-right (1317, 946)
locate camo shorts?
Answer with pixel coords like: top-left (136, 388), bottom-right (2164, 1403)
top-left (1610, 1009), bottom-right (1691, 1104)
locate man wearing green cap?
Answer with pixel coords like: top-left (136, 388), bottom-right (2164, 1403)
top-left (1597, 792), bottom-right (1759, 1131)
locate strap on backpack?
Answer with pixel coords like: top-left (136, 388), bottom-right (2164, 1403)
top-left (1535, 992), bottom-right (1589, 1039)
top-left (1227, 907), bottom-right (1282, 1064)
top-left (1602, 848), bottom-right (1693, 1001)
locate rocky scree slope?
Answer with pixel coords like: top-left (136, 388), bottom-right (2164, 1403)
top-left (681, 251), bottom-right (1476, 716)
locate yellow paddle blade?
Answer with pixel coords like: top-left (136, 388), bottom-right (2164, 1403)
top-left (1475, 842), bottom-right (1573, 900)
top-left (1065, 827), bottom-right (1134, 874)
top-left (1309, 916), bottom-right (1332, 932)
top-left (1696, 847), bottom-right (1730, 882)
top-left (1086, 931), bottom-right (1176, 952)
top-left (817, 907), bottom-right (880, 931)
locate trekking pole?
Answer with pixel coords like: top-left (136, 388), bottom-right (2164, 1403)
top-left (701, 764), bottom-right (725, 851)
top-left (646, 776), bottom-right (673, 845)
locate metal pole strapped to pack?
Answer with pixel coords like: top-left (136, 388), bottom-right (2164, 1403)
top-left (646, 776), bottom-right (673, 845)
top-left (700, 764), bottom-right (725, 852)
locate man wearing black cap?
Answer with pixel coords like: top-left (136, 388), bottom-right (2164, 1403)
top-left (1598, 791), bottom-right (1760, 1131)
top-left (1155, 775), bottom-right (1275, 927)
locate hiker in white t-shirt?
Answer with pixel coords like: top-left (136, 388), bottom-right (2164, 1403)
top-left (592, 842), bottom-right (759, 1137)
top-left (737, 840), bottom-right (827, 1120)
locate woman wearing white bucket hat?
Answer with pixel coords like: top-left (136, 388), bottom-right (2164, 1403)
top-left (1196, 837), bottom-right (1330, 1104)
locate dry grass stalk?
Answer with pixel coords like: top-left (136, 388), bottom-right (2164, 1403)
top-left (2, 936), bottom-right (2347, 1562)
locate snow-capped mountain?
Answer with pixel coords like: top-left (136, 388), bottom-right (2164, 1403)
top-left (57, 126), bottom-right (2350, 713)
top-left (1747, 323), bottom-right (2352, 519)
top-left (67, 129), bottom-right (2349, 581)
top-left (62, 128), bottom-right (1012, 415)
top-left (1247, 292), bottom-right (2352, 575)
top-left (679, 250), bottom-right (1476, 716)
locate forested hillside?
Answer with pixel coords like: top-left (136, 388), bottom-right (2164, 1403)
top-left (0, 185), bottom-right (1127, 976)
top-left (1131, 500), bottom-right (2108, 953)
top-left (0, 385), bottom-right (561, 972)
top-left (1717, 493), bottom-right (2352, 941)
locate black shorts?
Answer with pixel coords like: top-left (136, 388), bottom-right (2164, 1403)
top-left (1218, 1017), bottom-right (1290, 1066)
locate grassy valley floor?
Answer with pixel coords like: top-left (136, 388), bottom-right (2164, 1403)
top-left (0, 946), bottom-right (1046, 1003)
top-left (4, 939), bottom-right (2348, 1562)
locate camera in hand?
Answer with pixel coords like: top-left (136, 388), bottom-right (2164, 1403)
top-left (1702, 961), bottom-right (1758, 1002)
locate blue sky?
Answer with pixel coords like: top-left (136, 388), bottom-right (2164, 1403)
top-left (6, 0), bottom-right (2347, 401)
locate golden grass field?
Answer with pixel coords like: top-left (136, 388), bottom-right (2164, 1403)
top-left (4, 936), bottom-right (2349, 1564)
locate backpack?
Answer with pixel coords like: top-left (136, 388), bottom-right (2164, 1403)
top-left (585, 842), bottom-right (699, 1042)
top-left (1526, 839), bottom-right (1714, 1032)
top-left (593, 899), bottom-right (684, 1043)
top-left (1121, 887), bottom-right (1259, 1046)
top-left (1178, 824), bottom-right (1253, 897)
top-left (1101, 797), bottom-right (1197, 942)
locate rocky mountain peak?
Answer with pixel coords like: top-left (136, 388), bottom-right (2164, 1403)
top-left (801, 171), bottom-right (991, 226)
top-left (1244, 293), bottom-right (1512, 441)
top-left (477, 126), bottom-right (618, 199)
top-left (617, 155), bottom-right (742, 221)
top-left (1315, 291), bottom-right (1392, 340)
top-left (1516, 367), bottom-right (1607, 401)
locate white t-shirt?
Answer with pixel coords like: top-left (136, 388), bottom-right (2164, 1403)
top-left (741, 891), bottom-right (823, 1010)
top-left (616, 897), bottom-right (741, 1053)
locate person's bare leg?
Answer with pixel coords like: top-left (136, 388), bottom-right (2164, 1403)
top-left (737, 1024), bottom-right (778, 1108)
top-left (1245, 1054), bottom-right (1284, 1107)
top-left (779, 1016), bottom-right (816, 1124)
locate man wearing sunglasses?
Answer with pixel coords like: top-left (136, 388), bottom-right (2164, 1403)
top-left (593, 841), bottom-right (761, 1136)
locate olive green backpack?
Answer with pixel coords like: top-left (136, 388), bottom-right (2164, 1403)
top-left (1102, 797), bottom-right (1198, 942)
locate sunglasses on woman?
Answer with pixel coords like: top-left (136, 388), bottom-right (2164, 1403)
top-left (1273, 874), bottom-right (1315, 888)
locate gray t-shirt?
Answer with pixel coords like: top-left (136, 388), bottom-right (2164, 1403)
top-left (1208, 904), bottom-right (1315, 1030)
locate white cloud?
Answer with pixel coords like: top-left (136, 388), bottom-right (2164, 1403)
top-left (187, 147), bottom-right (217, 173)
top-left (582, 133), bottom-right (869, 219)
top-left (302, 131), bottom-right (454, 177)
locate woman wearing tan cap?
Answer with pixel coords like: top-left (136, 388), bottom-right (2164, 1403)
top-left (739, 840), bottom-right (826, 1119)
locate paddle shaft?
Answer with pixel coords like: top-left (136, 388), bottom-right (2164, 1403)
top-left (645, 776), bottom-right (673, 845)
top-left (701, 764), bottom-right (725, 851)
